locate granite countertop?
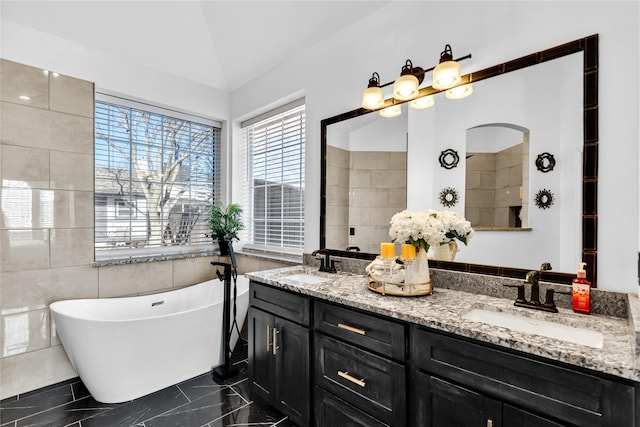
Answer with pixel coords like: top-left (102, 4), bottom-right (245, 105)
top-left (245, 265), bottom-right (639, 382)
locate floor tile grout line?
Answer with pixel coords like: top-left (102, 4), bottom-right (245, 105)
top-left (1, 394), bottom-right (94, 425)
top-left (272, 417), bottom-right (290, 426)
top-left (137, 384), bottom-right (232, 425)
top-left (2, 381), bottom-right (81, 405)
top-left (228, 382), bottom-right (251, 406)
top-left (70, 384), bottom-right (76, 402)
top-left (200, 401), bottom-right (252, 427)
top-left (175, 384), bottom-right (191, 403)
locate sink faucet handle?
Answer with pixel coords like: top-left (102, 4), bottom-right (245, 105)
top-left (504, 284), bottom-right (527, 304)
top-left (329, 259), bottom-right (340, 273)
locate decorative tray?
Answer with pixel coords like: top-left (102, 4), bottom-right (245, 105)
top-left (367, 275), bottom-right (433, 297)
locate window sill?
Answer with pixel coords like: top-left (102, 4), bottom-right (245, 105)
top-left (93, 245), bottom-right (219, 267)
top-left (92, 245), bottom-right (303, 268)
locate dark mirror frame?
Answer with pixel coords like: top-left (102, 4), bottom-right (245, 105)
top-left (320, 34), bottom-right (598, 287)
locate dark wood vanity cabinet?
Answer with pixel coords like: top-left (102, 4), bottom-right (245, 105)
top-left (248, 280), bottom-right (637, 427)
top-left (248, 282), bottom-right (311, 426)
top-left (314, 301), bottom-right (407, 426)
top-left (411, 327), bottom-right (635, 427)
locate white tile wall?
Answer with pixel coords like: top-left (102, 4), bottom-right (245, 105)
top-left (0, 59), bottom-right (293, 400)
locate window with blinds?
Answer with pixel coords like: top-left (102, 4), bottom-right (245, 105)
top-left (244, 103), bottom-right (305, 253)
top-left (94, 96), bottom-right (221, 259)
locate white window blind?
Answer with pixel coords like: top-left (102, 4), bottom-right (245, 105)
top-left (94, 96), bottom-right (221, 259)
top-left (243, 104), bottom-right (305, 253)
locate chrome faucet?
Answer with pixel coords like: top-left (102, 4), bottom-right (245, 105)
top-left (505, 262), bottom-right (560, 313)
top-left (311, 249), bottom-right (337, 273)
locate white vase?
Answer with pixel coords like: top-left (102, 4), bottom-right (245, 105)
top-left (433, 241), bottom-right (458, 261)
top-left (409, 248), bottom-right (431, 284)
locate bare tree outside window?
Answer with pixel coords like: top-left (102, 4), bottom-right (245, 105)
top-left (95, 100), bottom-right (219, 256)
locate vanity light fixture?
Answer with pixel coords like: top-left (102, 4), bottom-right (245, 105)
top-left (393, 60), bottom-right (424, 101)
top-left (361, 44), bottom-right (471, 115)
top-left (379, 104), bottom-right (402, 118)
top-left (361, 72), bottom-right (385, 109)
top-left (445, 83), bottom-right (474, 100)
top-left (432, 44), bottom-right (462, 89)
top-left (19, 95), bottom-right (31, 101)
top-left (410, 95), bottom-right (435, 109)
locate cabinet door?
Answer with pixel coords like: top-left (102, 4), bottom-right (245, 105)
top-left (274, 316), bottom-right (310, 427)
top-left (248, 307), bottom-right (275, 404)
top-left (413, 370), bottom-right (501, 427)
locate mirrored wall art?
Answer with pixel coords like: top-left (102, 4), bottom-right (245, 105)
top-left (439, 187), bottom-right (459, 207)
top-left (536, 152), bottom-right (556, 172)
top-left (439, 149), bottom-right (460, 169)
top-left (535, 188), bottom-right (554, 209)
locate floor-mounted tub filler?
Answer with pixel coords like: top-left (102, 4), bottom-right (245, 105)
top-left (50, 275), bottom-right (250, 403)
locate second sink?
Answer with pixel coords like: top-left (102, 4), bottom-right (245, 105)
top-left (463, 307), bottom-right (604, 349)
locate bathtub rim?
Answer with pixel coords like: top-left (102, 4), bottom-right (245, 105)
top-left (49, 274), bottom-right (250, 323)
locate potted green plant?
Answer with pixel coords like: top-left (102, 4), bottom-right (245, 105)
top-left (206, 203), bottom-right (244, 255)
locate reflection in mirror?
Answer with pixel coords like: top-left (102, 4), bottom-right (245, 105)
top-left (321, 35), bottom-right (598, 284)
top-left (325, 106), bottom-right (407, 253)
top-left (465, 124), bottom-right (529, 229)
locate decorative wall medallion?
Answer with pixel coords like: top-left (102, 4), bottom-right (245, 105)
top-left (439, 187), bottom-right (459, 207)
top-left (439, 149), bottom-right (460, 169)
top-left (534, 189), bottom-right (554, 209)
top-left (535, 152), bottom-right (556, 173)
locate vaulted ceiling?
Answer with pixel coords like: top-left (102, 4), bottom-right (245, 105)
top-left (1, 1), bottom-right (390, 92)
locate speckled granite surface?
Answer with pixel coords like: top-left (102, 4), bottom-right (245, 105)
top-left (246, 265), bottom-right (639, 382)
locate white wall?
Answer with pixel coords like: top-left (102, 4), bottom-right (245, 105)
top-left (2, 2), bottom-right (638, 292)
top-left (232, 1), bottom-right (639, 292)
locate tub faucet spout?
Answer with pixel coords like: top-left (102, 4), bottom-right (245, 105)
top-left (211, 261), bottom-right (231, 281)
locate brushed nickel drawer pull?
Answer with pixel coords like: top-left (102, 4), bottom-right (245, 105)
top-left (337, 323), bottom-right (366, 335)
top-left (338, 370), bottom-right (366, 387)
top-left (266, 325), bottom-right (271, 352)
top-left (272, 328), bottom-right (280, 355)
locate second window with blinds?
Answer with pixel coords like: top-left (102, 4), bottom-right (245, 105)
top-left (242, 101), bottom-right (306, 256)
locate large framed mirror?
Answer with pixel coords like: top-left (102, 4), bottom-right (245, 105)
top-left (320, 35), bottom-right (598, 286)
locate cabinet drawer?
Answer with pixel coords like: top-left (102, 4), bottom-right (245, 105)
top-left (315, 334), bottom-right (405, 426)
top-left (314, 386), bottom-right (390, 427)
top-left (412, 327), bottom-right (634, 427)
top-left (249, 281), bottom-right (310, 326)
top-left (314, 301), bottom-right (406, 360)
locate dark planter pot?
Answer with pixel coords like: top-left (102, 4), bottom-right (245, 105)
top-left (218, 239), bottom-right (230, 256)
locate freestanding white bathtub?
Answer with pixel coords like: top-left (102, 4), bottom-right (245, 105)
top-left (50, 275), bottom-right (249, 403)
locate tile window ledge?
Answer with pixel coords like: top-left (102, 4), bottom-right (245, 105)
top-left (92, 246), bottom-right (303, 268)
top-left (92, 249), bottom-right (218, 267)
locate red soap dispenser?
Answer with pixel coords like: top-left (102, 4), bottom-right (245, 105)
top-left (572, 261), bottom-right (591, 314)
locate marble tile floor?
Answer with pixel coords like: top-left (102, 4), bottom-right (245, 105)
top-left (0, 342), bottom-right (295, 427)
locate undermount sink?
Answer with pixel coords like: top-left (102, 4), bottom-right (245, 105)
top-left (463, 308), bottom-right (604, 349)
top-left (280, 272), bottom-right (333, 285)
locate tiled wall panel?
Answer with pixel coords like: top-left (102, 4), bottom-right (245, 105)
top-left (0, 59), bottom-right (293, 400)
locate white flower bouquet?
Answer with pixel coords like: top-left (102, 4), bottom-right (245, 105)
top-left (389, 209), bottom-right (474, 251)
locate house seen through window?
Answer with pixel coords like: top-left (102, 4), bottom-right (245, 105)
top-left (94, 94), bottom-right (221, 259)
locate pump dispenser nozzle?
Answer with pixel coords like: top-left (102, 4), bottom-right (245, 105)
top-left (577, 261), bottom-right (587, 278)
